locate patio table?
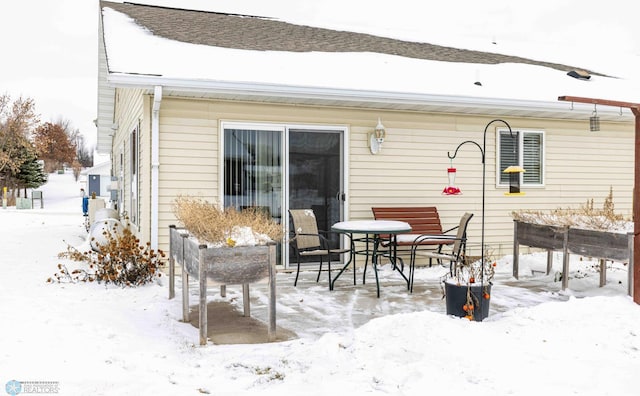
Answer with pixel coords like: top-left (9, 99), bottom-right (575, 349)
top-left (331, 220), bottom-right (412, 297)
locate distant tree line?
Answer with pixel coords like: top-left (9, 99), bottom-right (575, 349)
top-left (0, 93), bottom-right (94, 203)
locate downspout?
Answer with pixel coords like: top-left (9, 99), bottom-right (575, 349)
top-left (151, 85), bottom-right (162, 250)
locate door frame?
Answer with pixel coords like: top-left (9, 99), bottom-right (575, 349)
top-left (219, 121), bottom-right (350, 269)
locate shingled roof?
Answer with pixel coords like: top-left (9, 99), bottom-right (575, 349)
top-left (102, 1), bottom-right (592, 75)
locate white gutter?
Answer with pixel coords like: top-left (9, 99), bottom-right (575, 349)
top-left (151, 85), bottom-right (162, 250)
top-left (106, 73), bottom-right (634, 121)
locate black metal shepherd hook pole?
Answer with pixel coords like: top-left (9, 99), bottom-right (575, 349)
top-left (447, 119), bottom-right (513, 298)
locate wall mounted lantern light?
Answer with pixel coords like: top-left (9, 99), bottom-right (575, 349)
top-left (590, 104), bottom-right (600, 132)
top-left (503, 165), bottom-right (526, 195)
top-left (369, 118), bottom-right (386, 154)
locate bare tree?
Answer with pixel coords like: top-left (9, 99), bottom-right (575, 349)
top-left (0, 94), bottom-right (40, 175)
top-left (54, 116), bottom-right (93, 168)
top-left (33, 122), bottom-right (76, 173)
top-left (75, 133), bottom-right (94, 168)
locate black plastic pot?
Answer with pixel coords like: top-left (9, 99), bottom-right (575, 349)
top-left (444, 281), bottom-right (492, 321)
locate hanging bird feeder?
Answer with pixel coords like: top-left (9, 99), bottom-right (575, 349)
top-left (442, 167), bottom-right (461, 195)
top-left (503, 165), bottom-right (525, 195)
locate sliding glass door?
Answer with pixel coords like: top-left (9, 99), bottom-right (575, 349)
top-left (223, 123), bottom-right (346, 268)
top-left (288, 129), bottom-right (344, 256)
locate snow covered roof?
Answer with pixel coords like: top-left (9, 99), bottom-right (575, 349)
top-left (81, 160), bottom-right (111, 177)
top-left (98, 1), bottom-right (640, 121)
top-left (103, 2), bottom-right (590, 73)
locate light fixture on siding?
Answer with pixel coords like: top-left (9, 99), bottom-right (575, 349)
top-left (590, 104), bottom-right (600, 132)
top-left (503, 165), bottom-right (526, 196)
top-left (369, 118), bottom-right (386, 154)
top-left (442, 166), bottom-right (461, 195)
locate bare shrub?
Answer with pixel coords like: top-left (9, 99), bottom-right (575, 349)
top-left (49, 220), bottom-right (165, 286)
top-left (172, 196), bottom-right (284, 245)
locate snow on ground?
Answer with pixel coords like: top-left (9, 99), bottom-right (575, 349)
top-left (0, 172), bottom-right (638, 395)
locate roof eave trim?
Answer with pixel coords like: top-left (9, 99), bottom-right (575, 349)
top-left (105, 73), bottom-right (627, 118)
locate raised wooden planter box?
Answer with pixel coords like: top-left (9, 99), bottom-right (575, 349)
top-left (168, 225), bottom-right (277, 345)
top-left (513, 220), bottom-right (633, 296)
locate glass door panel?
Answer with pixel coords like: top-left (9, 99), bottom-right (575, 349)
top-left (288, 129), bottom-right (344, 263)
top-left (223, 128), bottom-right (282, 220)
top-left (223, 127), bottom-right (284, 267)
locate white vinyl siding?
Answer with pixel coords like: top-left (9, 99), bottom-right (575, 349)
top-left (110, 93), bottom-right (633, 258)
top-left (112, 88), bottom-right (144, 231)
top-left (96, 11), bottom-right (116, 155)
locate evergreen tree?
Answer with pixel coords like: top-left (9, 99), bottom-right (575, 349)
top-left (16, 147), bottom-right (47, 193)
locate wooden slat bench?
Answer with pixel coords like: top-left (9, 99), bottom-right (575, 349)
top-left (371, 206), bottom-right (457, 264)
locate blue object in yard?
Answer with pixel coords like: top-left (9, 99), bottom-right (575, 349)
top-left (82, 196), bottom-right (89, 215)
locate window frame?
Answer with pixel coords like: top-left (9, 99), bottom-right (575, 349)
top-left (496, 128), bottom-right (545, 188)
top-left (129, 122), bottom-right (140, 227)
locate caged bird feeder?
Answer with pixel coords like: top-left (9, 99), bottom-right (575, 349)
top-left (503, 165), bottom-right (526, 195)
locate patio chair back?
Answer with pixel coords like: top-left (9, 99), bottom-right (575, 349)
top-left (289, 209), bottom-right (321, 250)
top-left (288, 209), bottom-right (351, 288)
top-left (450, 212), bottom-right (474, 260)
top-left (408, 212), bottom-right (474, 292)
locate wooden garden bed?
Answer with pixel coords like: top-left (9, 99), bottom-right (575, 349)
top-left (513, 220), bottom-right (633, 295)
top-left (168, 225), bottom-right (277, 345)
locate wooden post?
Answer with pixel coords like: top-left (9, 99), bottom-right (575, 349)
top-left (268, 243), bottom-right (277, 341)
top-left (562, 229), bottom-right (569, 290)
top-left (599, 259), bottom-right (606, 287)
top-left (181, 232), bottom-right (190, 323)
top-left (633, 108), bottom-right (640, 303)
top-left (513, 221), bottom-right (520, 279)
top-left (629, 232), bottom-right (634, 297)
top-left (168, 225), bottom-right (176, 300)
top-left (198, 244), bottom-right (208, 346)
top-left (182, 266), bottom-right (190, 323)
top-left (242, 284), bottom-right (250, 317)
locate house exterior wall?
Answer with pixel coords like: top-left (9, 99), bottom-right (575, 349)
top-left (112, 88), bottom-right (145, 234)
top-left (156, 97), bottom-right (219, 250)
top-left (113, 92), bottom-right (635, 261)
top-left (96, 12), bottom-right (115, 155)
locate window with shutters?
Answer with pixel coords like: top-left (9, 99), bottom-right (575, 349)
top-left (497, 129), bottom-right (544, 187)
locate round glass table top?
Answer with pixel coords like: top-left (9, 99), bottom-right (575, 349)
top-left (331, 220), bottom-right (412, 234)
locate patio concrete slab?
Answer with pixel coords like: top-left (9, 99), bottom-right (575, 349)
top-left (188, 301), bottom-right (297, 345)
top-left (177, 262), bottom-right (586, 345)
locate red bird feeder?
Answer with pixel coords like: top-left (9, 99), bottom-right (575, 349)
top-left (442, 167), bottom-right (461, 195)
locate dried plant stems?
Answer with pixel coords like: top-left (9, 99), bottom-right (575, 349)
top-left (511, 187), bottom-right (628, 231)
top-left (172, 196), bottom-right (284, 245)
top-left (50, 221), bottom-right (165, 287)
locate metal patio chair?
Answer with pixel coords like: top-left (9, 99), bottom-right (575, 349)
top-left (289, 209), bottom-right (351, 289)
top-left (408, 212), bottom-right (474, 292)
